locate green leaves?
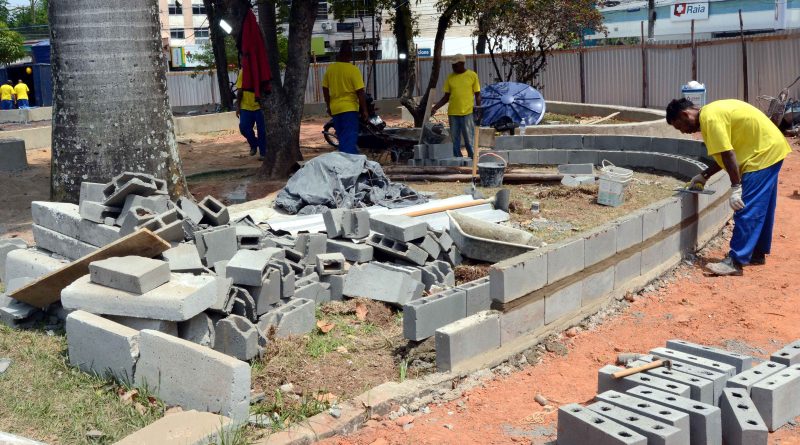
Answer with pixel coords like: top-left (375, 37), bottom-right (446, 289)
top-left (0, 23), bottom-right (25, 66)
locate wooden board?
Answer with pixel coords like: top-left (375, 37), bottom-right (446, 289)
top-left (8, 229), bottom-right (171, 309)
top-left (417, 88), bottom-right (437, 146)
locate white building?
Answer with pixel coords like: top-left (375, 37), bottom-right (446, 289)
top-left (158, 0), bottom-right (211, 68)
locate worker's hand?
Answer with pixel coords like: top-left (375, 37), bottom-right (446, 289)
top-left (729, 184), bottom-right (745, 211)
top-left (687, 173), bottom-right (707, 191)
top-left (361, 110), bottom-right (369, 122)
top-left (326, 106), bottom-right (332, 117)
top-left (430, 105), bottom-right (438, 115)
top-left (235, 108), bottom-right (240, 119)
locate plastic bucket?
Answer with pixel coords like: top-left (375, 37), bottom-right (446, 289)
top-left (597, 160), bottom-right (633, 207)
top-left (477, 153), bottom-right (508, 187)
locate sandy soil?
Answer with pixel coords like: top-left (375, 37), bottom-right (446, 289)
top-left (318, 140), bottom-right (800, 445)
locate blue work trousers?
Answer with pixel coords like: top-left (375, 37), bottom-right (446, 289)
top-left (449, 114), bottom-right (475, 158)
top-left (239, 109), bottom-right (267, 156)
top-left (730, 160), bottom-right (783, 264)
top-left (333, 111), bottom-right (360, 155)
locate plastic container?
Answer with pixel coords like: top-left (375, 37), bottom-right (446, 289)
top-left (477, 153), bottom-right (508, 188)
top-left (681, 81), bottom-right (707, 107)
top-left (597, 160), bottom-right (633, 207)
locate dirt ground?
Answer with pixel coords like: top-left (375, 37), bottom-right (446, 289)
top-left (318, 140), bottom-right (800, 445)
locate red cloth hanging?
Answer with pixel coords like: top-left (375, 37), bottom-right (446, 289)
top-left (240, 9), bottom-right (272, 98)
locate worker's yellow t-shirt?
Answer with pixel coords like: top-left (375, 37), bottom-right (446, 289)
top-left (444, 70), bottom-right (480, 116)
top-left (700, 99), bottom-right (791, 174)
top-left (322, 62), bottom-right (365, 115)
top-left (14, 83), bottom-right (28, 100)
top-left (0, 84), bottom-right (13, 101)
top-left (236, 71), bottom-right (260, 112)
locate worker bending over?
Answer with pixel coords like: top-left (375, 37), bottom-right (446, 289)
top-left (666, 98), bottom-right (791, 276)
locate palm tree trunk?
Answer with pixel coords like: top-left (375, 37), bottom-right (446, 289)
top-left (49, 0), bottom-right (187, 203)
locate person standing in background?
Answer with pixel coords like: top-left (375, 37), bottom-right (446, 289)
top-left (431, 54), bottom-right (481, 158)
top-left (14, 80), bottom-right (29, 109)
top-left (0, 81), bottom-right (14, 110)
top-left (236, 69), bottom-right (267, 160)
top-left (322, 41), bottom-right (369, 155)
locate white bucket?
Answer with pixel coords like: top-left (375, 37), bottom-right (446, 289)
top-left (598, 160), bottom-right (633, 207)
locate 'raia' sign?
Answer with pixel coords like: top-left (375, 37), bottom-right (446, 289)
top-left (671, 2), bottom-right (709, 21)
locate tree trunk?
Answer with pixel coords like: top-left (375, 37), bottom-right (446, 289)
top-left (49, 0), bottom-right (187, 203)
top-left (255, 0), bottom-right (315, 179)
top-left (394, 2), bottom-right (413, 97)
top-left (205, 0), bottom-right (233, 110)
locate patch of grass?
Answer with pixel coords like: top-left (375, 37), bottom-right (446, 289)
top-left (306, 333), bottom-right (345, 358)
top-left (250, 390), bottom-right (330, 432)
top-left (216, 425), bottom-right (250, 445)
top-left (0, 325), bottom-right (163, 444)
top-left (398, 359), bottom-right (408, 383)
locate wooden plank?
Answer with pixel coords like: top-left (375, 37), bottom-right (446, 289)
top-left (585, 112), bottom-right (620, 125)
top-left (8, 229), bottom-right (171, 309)
top-left (417, 88), bottom-right (437, 146)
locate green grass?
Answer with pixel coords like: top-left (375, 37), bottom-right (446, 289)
top-left (0, 325), bottom-right (163, 444)
top-left (250, 390), bottom-right (330, 432)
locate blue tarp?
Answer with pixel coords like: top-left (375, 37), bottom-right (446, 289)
top-left (480, 82), bottom-right (546, 127)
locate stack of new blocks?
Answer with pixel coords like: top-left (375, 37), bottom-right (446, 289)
top-left (407, 143), bottom-right (473, 167)
top-left (558, 338), bottom-right (800, 445)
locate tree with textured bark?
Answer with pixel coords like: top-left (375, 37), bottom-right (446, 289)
top-left (49, 0), bottom-right (187, 202)
top-left (203, 0), bottom-right (235, 110)
top-left (476, 0), bottom-right (604, 88)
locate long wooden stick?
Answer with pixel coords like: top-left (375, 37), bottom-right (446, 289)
top-left (612, 360), bottom-right (667, 379)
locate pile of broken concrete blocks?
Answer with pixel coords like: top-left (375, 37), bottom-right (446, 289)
top-left (557, 338), bottom-right (800, 445)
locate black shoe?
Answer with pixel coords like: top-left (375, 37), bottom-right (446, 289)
top-left (750, 253), bottom-right (766, 265)
top-left (249, 148), bottom-right (257, 156)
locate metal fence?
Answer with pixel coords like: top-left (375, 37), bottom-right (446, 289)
top-left (164, 29), bottom-right (800, 110)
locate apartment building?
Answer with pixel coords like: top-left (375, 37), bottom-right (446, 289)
top-left (158, 0), bottom-right (211, 68)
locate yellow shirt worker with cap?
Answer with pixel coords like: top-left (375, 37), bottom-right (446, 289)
top-left (0, 80), bottom-right (13, 110)
top-left (666, 98), bottom-right (791, 276)
top-left (14, 80), bottom-right (29, 109)
top-left (431, 54), bottom-right (481, 158)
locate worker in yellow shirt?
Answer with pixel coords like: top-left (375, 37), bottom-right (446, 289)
top-left (236, 70), bottom-right (266, 160)
top-left (667, 98), bottom-right (792, 276)
top-left (322, 41), bottom-right (368, 155)
top-left (0, 81), bottom-right (13, 110)
top-left (431, 54), bottom-right (481, 158)
top-left (14, 80), bottom-right (29, 109)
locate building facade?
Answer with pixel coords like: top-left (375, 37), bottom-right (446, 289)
top-left (158, 0), bottom-right (211, 68)
top-left (590, 0), bottom-right (800, 42)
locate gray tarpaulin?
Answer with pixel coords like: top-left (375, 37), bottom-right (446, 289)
top-left (274, 152), bottom-right (428, 215)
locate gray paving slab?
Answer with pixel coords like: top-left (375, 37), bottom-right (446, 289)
top-left (557, 403), bottom-right (647, 445)
top-left (66, 310), bottom-right (139, 383)
top-left (88, 256), bottom-right (170, 294)
top-left (719, 388), bottom-right (768, 445)
top-left (626, 385), bottom-right (722, 445)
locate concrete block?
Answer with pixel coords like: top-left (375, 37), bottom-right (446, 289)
top-left (650, 347), bottom-right (737, 377)
top-left (567, 149), bottom-right (599, 165)
top-left (494, 136), bottom-right (523, 150)
top-left (499, 298), bottom-right (544, 343)
top-left (226, 248), bottom-right (283, 286)
top-left (116, 194), bottom-right (170, 227)
top-left (234, 225), bottom-right (263, 250)
top-left (66, 310), bottom-right (139, 382)
top-left (114, 410), bottom-right (234, 445)
top-left (342, 209), bottom-right (370, 239)
top-left (660, 198), bottom-right (682, 229)
top-left (321, 274), bottom-right (345, 301)
top-left (427, 143), bottom-right (455, 159)
top-left (242, 268), bottom-right (281, 315)
top-left (413, 144), bottom-right (428, 159)
top-left (523, 135), bottom-right (552, 149)
top-left (640, 364), bottom-right (715, 404)
top-left (558, 163), bottom-right (594, 175)
top-left (770, 340), bottom-right (800, 365)
top-left (135, 330), bottom-right (250, 422)
top-left (0, 294), bottom-right (40, 327)
top-left (666, 339), bottom-right (754, 373)
top-left (599, 150), bottom-right (629, 168)
top-left (614, 252), bottom-right (641, 290)
top-left (460, 277), bottom-right (490, 316)
top-left (582, 266), bottom-right (614, 305)
top-left (642, 207), bottom-right (665, 241)
top-left (413, 234), bottom-right (441, 260)
top-left (596, 390), bottom-right (691, 434)
top-left (435, 311), bottom-right (500, 372)
top-left (536, 150), bottom-right (568, 165)
top-left (508, 149), bottom-right (539, 165)
top-left (640, 357), bottom-right (731, 406)
top-left (616, 212), bottom-right (644, 252)
top-left (547, 238), bottom-right (584, 284)
top-left (213, 315), bottom-right (259, 361)
top-left (544, 281), bottom-right (581, 325)
top-left (549, 134), bottom-right (582, 149)
top-left (627, 385), bottom-right (722, 445)
top-left (230, 287), bottom-right (257, 322)
top-left (198, 226), bottom-right (238, 266)
top-left (262, 298), bottom-right (316, 337)
top-left (323, 209), bottom-right (345, 238)
top-left (32, 224), bottom-right (97, 260)
top-left (77, 218), bottom-right (122, 247)
top-left (750, 364), bottom-right (800, 431)
top-left (4, 248), bottom-right (66, 283)
top-left (31, 201), bottom-right (81, 239)
top-left (719, 388), bottom-right (768, 445)
top-left (369, 214), bottom-right (427, 242)
top-left (557, 403), bottom-right (647, 445)
top-left (79, 200), bottom-right (122, 225)
top-left (179, 312), bottom-right (215, 347)
top-left (598, 365), bottom-right (691, 398)
top-left (402, 288), bottom-right (466, 341)
top-left (326, 239), bottom-right (373, 263)
top-left (162, 243), bottom-right (205, 273)
top-left (586, 135), bottom-right (622, 151)
top-left (587, 401), bottom-right (685, 445)
top-left (489, 249), bottom-right (547, 304)
top-left (433, 230), bottom-right (454, 251)
top-left (641, 238), bottom-right (665, 275)
top-left (103, 177), bottom-right (160, 207)
top-left (294, 233), bottom-right (327, 262)
top-left (343, 263), bottom-right (423, 305)
top-left (88, 256), bottom-right (170, 294)
top-left (0, 239), bottom-right (27, 283)
top-left (62, 273), bottom-right (217, 321)
top-left (80, 181), bottom-right (106, 204)
top-left (198, 195), bottom-right (230, 226)
top-left (727, 361), bottom-right (786, 392)
top-left (118, 206), bottom-right (158, 236)
top-left (316, 252), bottom-right (346, 275)
top-left (294, 281), bottom-right (327, 303)
top-left (176, 197), bottom-right (204, 224)
top-left (367, 233), bottom-right (428, 266)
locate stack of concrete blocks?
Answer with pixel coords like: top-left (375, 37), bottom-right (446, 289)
top-left (557, 338), bottom-right (800, 445)
top-left (407, 143), bottom-right (473, 168)
top-left (491, 134), bottom-right (710, 178)
top-left (0, 138), bottom-right (28, 172)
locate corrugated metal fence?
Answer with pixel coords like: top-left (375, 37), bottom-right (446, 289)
top-left (165, 30), bottom-right (800, 110)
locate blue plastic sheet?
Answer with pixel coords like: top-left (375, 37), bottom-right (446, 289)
top-left (480, 82), bottom-right (546, 127)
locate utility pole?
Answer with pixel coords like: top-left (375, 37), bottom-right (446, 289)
top-left (647, 0), bottom-right (655, 40)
